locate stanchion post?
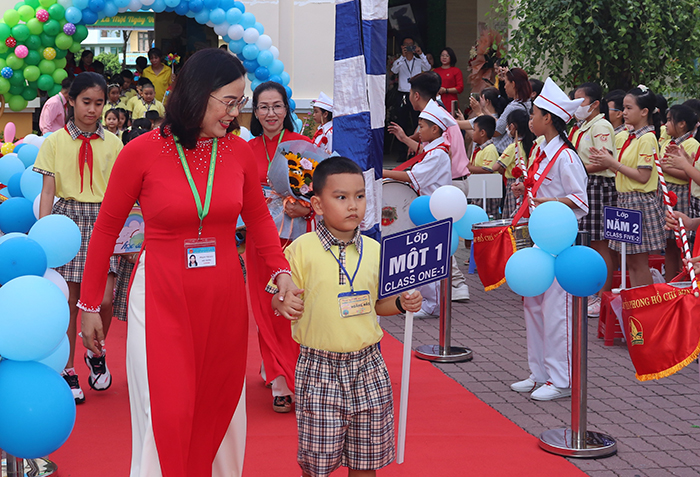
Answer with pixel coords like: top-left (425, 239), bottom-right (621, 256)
top-left (538, 232), bottom-right (617, 457)
top-left (6, 453), bottom-right (24, 477)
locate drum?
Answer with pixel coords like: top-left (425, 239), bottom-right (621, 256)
top-left (472, 218), bottom-right (533, 250)
top-left (382, 179), bottom-right (418, 235)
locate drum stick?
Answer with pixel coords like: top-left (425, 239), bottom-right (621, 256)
top-left (397, 288), bottom-right (416, 464)
top-left (678, 217), bottom-right (699, 297)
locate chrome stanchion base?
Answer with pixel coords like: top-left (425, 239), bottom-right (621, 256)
top-left (1, 456), bottom-right (57, 477)
top-left (539, 428), bottom-right (617, 458)
top-left (414, 344), bottom-right (473, 363)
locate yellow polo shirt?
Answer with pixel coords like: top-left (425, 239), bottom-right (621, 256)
top-left (284, 232), bottom-right (383, 353)
top-left (659, 125), bottom-right (670, 149)
top-left (102, 99), bottom-right (127, 121)
top-left (571, 114), bottom-right (616, 178)
top-left (131, 99), bottom-right (165, 120)
top-left (33, 128), bottom-right (123, 202)
top-left (473, 143), bottom-right (500, 171)
top-left (497, 141), bottom-right (527, 179)
top-left (616, 132), bottom-right (658, 194)
top-left (659, 137), bottom-right (699, 186)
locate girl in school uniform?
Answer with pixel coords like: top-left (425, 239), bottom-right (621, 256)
top-left (33, 72), bottom-right (123, 404)
top-left (570, 83), bottom-right (617, 316)
top-left (510, 78), bottom-right (588, 401)
top-left (311, 92), bottom-right (333, 155)
top-left (589, 86), bottom-right (666, 287)
top-left (102, 83), bottom-right (126, 121)
top-left (103, 108), bottom-right (122, 140)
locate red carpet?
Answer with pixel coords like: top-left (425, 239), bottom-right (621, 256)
top-left (49, 317), bottom-right (585, 476)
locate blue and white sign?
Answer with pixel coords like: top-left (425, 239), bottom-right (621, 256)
top-left (378, 219), bottom-right (452, 299)
top-left (604, 206), bottom-right (643, 244)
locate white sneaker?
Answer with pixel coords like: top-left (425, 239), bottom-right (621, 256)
top-left (451, 284), bottom-right (470, 301)
top-left (588, 296), bottom-right (601, 318)
top-left (413, 309), bottom-right (438, 318)
top-left (61, 370), bottom-right (85, 404)
top-left (510, 378), bottom-right (543, 393)
top-left (85, 351), bottom-right (112, 391)
top-left (530, 382), bottom-right (571, 401)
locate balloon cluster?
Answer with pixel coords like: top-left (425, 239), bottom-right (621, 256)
top-left (504, 201), bottom-right (607, 297)
top-left (406, 185), bottom-right (487, 256)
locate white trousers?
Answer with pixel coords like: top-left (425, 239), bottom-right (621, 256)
top-left (523, 279), bottom-right (572, 389)
top-left (127, 252), bottom-right (247, 477)
top-left (420, 281), bottom-right (440, 315)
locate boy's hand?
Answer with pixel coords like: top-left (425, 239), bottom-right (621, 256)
top-left (272, 289), bottom-right (305, 321)
top-left (511, 181), bottom-right (525, 198)
top-left (683, 255), bottom-right (700, 276)
top-left (400, 290), bottom-right (422, 313)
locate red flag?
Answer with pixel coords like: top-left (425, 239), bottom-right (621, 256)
top-left (472, 224), bottom-right (517, 291)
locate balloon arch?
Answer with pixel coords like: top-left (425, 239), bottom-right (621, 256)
top-left (0, 0), bottom-right (301, 127)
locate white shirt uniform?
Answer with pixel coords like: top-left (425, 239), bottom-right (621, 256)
top-left (407, 136), bottom-right (452, 195)
top-left (524, 135), bottom-right (589, 389)
top-left (391, 54), bottom-right (431, 92)
top-left (312, 121), bottom-right (333, 155)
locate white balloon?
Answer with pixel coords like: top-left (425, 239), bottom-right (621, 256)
top-left (44, 268), bottom-right (69, 300)
top-left (238, 126), bottom-right (251, 141)
top-left (269, 46), bottom-right (279, 60)
top-left (228, 24), bottom-right (244, 41)
top-left (214, 22), bottom-right (230, 36)
top-left (242, 27), bottom-right (259, 44)
top-left (24, 134), bottom-right (40, 146)
top-left (0, 232), bottom-right (25, 246)
top-left (140, 0), bottom-right (155, 5)
top-left (255, 34), bottom-right (272, 51)
top-left (57, 0), bottom-right (73, 8)
top-left (429, 185), bottom-right (468, 222)
top-left (33, 194), bottom-right (40, 219)
top-left (118, 6), bottom-right (128, 12)
top-left (128, 0), bottom-right (142, 10)
top-left (206, 21), bottom-right (214, 28)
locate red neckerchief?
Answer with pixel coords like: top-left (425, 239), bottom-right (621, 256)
top-left (393, 143), bottom-right (449, 171)
top-left (693, 147), bottom-right (700, 166)
top-left (471, 144), bottom-right (481, 163)
top-left (567, 125), bottom-right (579, 142)
top-left (513, 143), bottom-right (569, 222)
top-left (615, 132), bottom-right (636, 173)
top-left (571, 128), bottom-right (584, 150)
top-left (65, 124), bottom-right (99, 193)
top-left (312, 127), bottom-right (323, 143)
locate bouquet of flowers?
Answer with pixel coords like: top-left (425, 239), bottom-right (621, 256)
top-left (268, 140), bottom-right (328, 203)
top-left (286, 152), bottom-right (319, 199)
top-left (166, 53), bottom-right (180, 74)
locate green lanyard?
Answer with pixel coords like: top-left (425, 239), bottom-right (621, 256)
top-left (175, 137), bottom-right (218, 238)
top-left (262, 130), bottom-right (284, 170)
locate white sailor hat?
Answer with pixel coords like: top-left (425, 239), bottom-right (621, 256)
top-left (312, 92), bottom-right (333, 112)
top-left (533, 77), bottom-right (584, 122)
top-left (419, 99), bottom-right (457, 131)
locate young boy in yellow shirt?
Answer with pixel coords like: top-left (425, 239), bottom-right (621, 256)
top-left (130, 83), bottom-right (165, 120)
top-left (272, 156), bottom-right (422, 477)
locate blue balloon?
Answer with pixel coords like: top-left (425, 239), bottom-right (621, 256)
top-left (257, 49), bottom-right (273, 67)
top-left (240, 11), bottom-right (255, 28)
top-left (73, 0), bottom-right (89, 9)
top-left (38, 336), bottom-right (70, 373)
top-left (0, 360), bottom-right (76, 459)
top-left (218, 0), bottom-right (233, 9)
top-left (203, 0), bottom-right (218, 9)
top-left (7, 172), bottom-right (22, 198)
top-left (114, 0), bottom-right (130, 7)
top-left (88, 0), bottom-right (104, 12)
top-left (174, 0), bottom-right (189, 14)
top-left (0, 275), bottom-right (69, 361)
top-left (253, 21), bottom-right (264, 34)
top-left (268, 74), bottom-right (282, 84)
top-left (151, 0), bottom-right (166, 12)
top-left (0, 236), bottom-right (48, 284)
top-left (209, 7), bottom-right (225, 24)
top-left (228, 38), bottom-right (245, 54)
top-left (102, 1), bottom-right (118, 17)
top-left (250, 79), bottom-right (261, 93)
top-left (246, 71), bottom-right (256, 82)
top-left (280, 71), bottom-right (290, 86)
top-left (20, 168), bottom-right (42, 201)
top-left (555, 246), bottom-right (607, 297)
top-left (184, 9), bottom-right (196, 17)
top-left (454, 204), bottom-right (489, 240)
top-left (254, 65), bottom-right (269, 81)
top-left (450, 229), bottom-right (459, 256)
top-left (28, 214), bottom-right (81, 268)
top-left (222, 34), bottom-right (231, 43)
top-left (528, 201), bottom-right (578, 256)
top-left (17, 144), bottom-right (38, 167)
top-left (64, 6), bottom-right (82, 23)
top-left (194, 8), bottom-right (209, 24)
top-left (81, 9), bottom-right (98, 24)
top-left (232, 0), bottom-right (244, 12)
top-left (12, 143), bottom-right (25, 154)
top-left (409, 196), bottom-right (436, 226)
top-left (225, 6), bottom-right (242, 24)
top-left (0, 232), bottom-right (24, 246)
top-left (188, 0), bottom-right (203, 12)
top-left (0, 154), bottom-right (25, 185)
top-left (0, 198), bottom-right (36, 234)
top-left (242, 58), bottom-right (258, 73)
top-left (289, 98), bottom-right (296, 111)
top-left (242, 44), bottom-right (259, 60)
top-left (269, 59), bottom-right (284, 76)
top-left (505, 247), bottom-right (555, 297)
top-left (284, 86), bottom-right (293, 98)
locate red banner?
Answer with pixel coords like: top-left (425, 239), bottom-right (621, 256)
top-left (472, 225), bottom-right (517, 291)
top-left (621, 282), bottom-right (700, 381)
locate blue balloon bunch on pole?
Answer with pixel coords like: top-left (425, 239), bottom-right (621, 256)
top-left (505, 201), bottom-right (607, 297)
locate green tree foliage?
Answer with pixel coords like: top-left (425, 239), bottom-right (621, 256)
top-left (495, 0), bottom-right (700, 95)
top-left (95, 52), bottom-right (123, 76)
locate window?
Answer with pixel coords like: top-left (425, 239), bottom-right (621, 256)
top-left (100, 30), bottom-right (120, 38)
top-left (137, 32), bottom-right (154, 52)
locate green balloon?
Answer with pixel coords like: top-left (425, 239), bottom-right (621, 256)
top-left (23, 64), bottom-right (39, 81)
top-left (6, 53), bottom-right (24, 70)
top-left (51, 66), bottom-right (66, 82)
top-left (39, 0), bottom-right (56, 7)
top-left (47, 4), bottom-right (64, 20)
top-left (3, 10), bottom-right (20, 28)
top-left (38, 58), bottom-right (54, 74)
top-left (53, 47), bottom-right (65, 59)
top-left (37, 73), bottom-right (52, 91)
top-left (54, 56), bottom-right (65, 68)
top-left (48, 83), bottom-right (60, 96)
top-left (26, 79), bottom-right (37, 88)
top-left (9, 69), bottom-right (24, 86)
top-left (0, 59), bottom-right (6, 70)
top-left (24, 49), bottom-right (40, 65)
top-left (0, 44), bottom-right (9, 56)
top-left (17, 5), bottom-right (35, 22)
top-left (68, 41), bottom-right (80, 53)
top-left (14, 2), bottom-right (25, 9)
top-left (0, 77), bottom-right (10, 94)
top-left (26, 35), bottom-right (41, 51)
top-left (26, 18), bottom-right (43, 36)
top-left (43, 19), bottom-right (60, 36)
top-left (0, 24), bottom-right (11, 42)
top-left (9, 84), bottom-right (23, 95)
top-left (8, 94), bottom-right (28, 111)
top-left (24, 0), bottom-right (40, 8)
top-left (21, 85), bottom-right (36, 101)
top-left (73, 25), bottom-right (88, 43)
top-left (11, 24), bottom-right (30, 42)
top-left (54, 32), bottom-right (71, 50)
top-left (40, 33), bottom-right (54, 47)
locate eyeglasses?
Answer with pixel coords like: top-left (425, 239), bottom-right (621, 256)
top-left (256, 104), bottom-right (286, 115)
top-left (209, 95), bottom-right (249, 114)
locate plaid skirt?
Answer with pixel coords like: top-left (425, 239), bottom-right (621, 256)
top-left (580, 175), bottom-right (617, 241)
top-left (609, 191), bottom-right (666, 254)
top-left (52, 199), bottom-right (118, 283)
top-left (663, 182), bottom-right (690, 240)
top-left (113, 256), bottom-right (135, 321)
top-left (501, 178), bottom-right (519, 219)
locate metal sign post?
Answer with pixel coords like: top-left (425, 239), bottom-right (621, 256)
top-left (539, 232), bottom-right (617, 458)
top-left (1, 450), bottom-right (58, 477)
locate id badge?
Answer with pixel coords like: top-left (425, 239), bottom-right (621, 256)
top-left (185, 238), bottom-right (217, 269)
top-left (338, 290), bottom-right (372, 318)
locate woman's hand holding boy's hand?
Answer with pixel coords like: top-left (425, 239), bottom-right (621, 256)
top-left (273, 274), bottom-right (305, 320)
top-left (400, 290), bottom-right (422, 313)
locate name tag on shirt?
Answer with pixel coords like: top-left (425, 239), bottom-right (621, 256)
top-left (185, 238), bottom-right (217, 269)
top-left (338, 290), bottom-right (372, 318)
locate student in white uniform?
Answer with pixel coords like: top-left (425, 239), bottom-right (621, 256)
top-left (510, 78), bottom-right (589, 401)
top-left (384, 99), bottom-right (454, 316)
top-left (312, 92), bottom-right (333, 155)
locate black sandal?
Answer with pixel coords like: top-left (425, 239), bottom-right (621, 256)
top-left (272, 395), bottom-right (293, 413)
